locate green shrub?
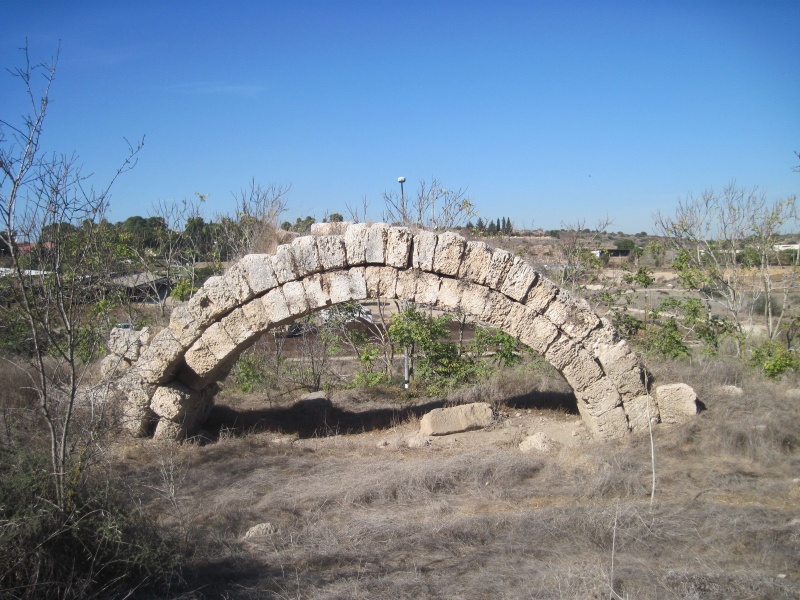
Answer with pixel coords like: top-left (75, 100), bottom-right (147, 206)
top-left (750, 340), bottom-right (799, 379)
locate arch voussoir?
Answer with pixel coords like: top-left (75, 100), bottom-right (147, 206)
top-left (113, 222), bottom-right (694, 442)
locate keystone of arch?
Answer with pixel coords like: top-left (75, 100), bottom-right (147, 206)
top-left (113, 223), bottom-right (678, 441)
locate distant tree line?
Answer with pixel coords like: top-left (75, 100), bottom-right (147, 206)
top-left (466, 216), bottom-right (514, 236)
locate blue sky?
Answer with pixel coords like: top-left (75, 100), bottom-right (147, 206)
top-left (2, 1), bottom-right (798, 233)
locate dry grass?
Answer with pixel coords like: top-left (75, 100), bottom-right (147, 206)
top-left (100, 354), bottom-right (800, 599)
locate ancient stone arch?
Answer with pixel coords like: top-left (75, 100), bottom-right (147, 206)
top-left (113, 223), bottom-right (666, 441)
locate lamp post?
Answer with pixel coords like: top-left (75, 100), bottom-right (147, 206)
top-left (398, 177), bottom-right (409, 389)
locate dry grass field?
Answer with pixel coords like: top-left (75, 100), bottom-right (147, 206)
top-left (103, 356), bottom-right (800, 599)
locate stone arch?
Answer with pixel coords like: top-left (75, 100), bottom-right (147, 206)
top-left (114, 223), bottom-right (661, 440)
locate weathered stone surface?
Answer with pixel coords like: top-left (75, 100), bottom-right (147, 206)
top-left (519, 432), bottom-right (560, 453)
top-left (108, 326), bottom-right (150, 361)
top-left (364, 266), bottom-right (398, 299)
top-left (303, 274), bottom-right (331, 309)
top-left (413, 271), bottom-right (442, 305)
top-left (310, 222), bottom-right (351, 236)
top-left (432, 231), bottom-right (465, 276)
top-left (458, 283), bottom-right (491, 323)
top-left (436, 277), bottom-right (464, 312)
top-left (395, 269), bottom-right (419, 300)
top-left (584, 318), bottom-right (618, 352)
top-left (169, 305), bottom-right (202, 346)
top-left (500, 257), bottom-right (538, 301)
top-left (517, 312), bottom-right (560, 355)
top-left (198, 322), bottom-right (237, 362)
top-left (485, 248), bottom-right (515, 290)
top-left (238, 254), bottom-right (279, 294)
top-left (135, 328), bottom-right (185, 384)
top-left (222, 262), bottom-right (254, 303)
top-left (595, 341), bottom-right (648, 398)
top-left (544, 290), bottom-right (600, 341)
top-left (584, 405), bottom-right (630, 440)
top-left (261, 287), bottom-right (292, 325)
top-left (526, 277), bottom-right (559, 314)
top-left (419, 402), bottom-right (493, 436)
top-left (151, 381), bottom-right (204, 421)
top-left (244, 522), bottom-right (279, 538)
top-left (282, 280), bottom-right (310, 318)
top-left (322, 269), bottom-right (367, 304)
top-left (220, 308), bottom-right (256, 346)
top-left (655, 383), bottom-right (698, 425)
top-left (716, 385), bottom-right (744, 397)
top-left (365, 223), bottom-right (389, 264)
top-left (575, 376), bottom-right (623, 419)
top-left (116, 372), bottom-right (156, 437)
top-left (241, 295), bottom-right (273, 332)
top-left (316, 235), bottom-right (347, 271)
top-left (272, 244), bottom-right (298, 284)
top-left (186, 276), bottom-right (238, 326)
top-left (480, 291), bottom-right (515, 329)
top-left (560, 348), bottom-right (605, 393)
top-left (344, 222), bottom-right (370, 265)
top-left (290, 235), bottom-right (321, 276)
top-left (458, 241), bottom-right (493, 286)
top-left (624, 394), bottom-right (660, 432)
top-left (386, 227), bottom-right (412, 268)
top-left (100, 354), bottom-right (130, 378)
top-left (412, 230), bottom-right (438, 270)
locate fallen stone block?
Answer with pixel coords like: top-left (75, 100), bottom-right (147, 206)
top-left (655, 383), bottom-right (698, 425)
top-left (419, 402), bottom-right (493, 436)
top-left (519, 432), bottom-right (560, 453)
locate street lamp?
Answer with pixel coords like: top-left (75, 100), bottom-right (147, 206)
top-left (398, 177), bottom-right (409, 389)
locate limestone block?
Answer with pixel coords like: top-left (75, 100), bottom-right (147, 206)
top-left (575, 377), bottom-right (623, 419)
top-left (244, 522), bottom-right (279, 538)
top-left (344, 222), bottom-right (370, 265)
top-left (436, 277), bottom-right (464, 313)
top-left (199, 322), bottom-right (237, 361)
top-left (560, 348), bottom-right (605, 393)
top-left (395, 269), bottom-right (419, 301)
top-left (365, 223), bottom-right (389, 264)
top-left (322, 269), bottom-right (367, 305)
top-left (364, 266), bottom-right (398, 299)
top-left (501, 304), bottom-right (529, 340)
top-left (169, 305), bottom-right (202, 346)
top-left (150, 381), bottom-right (204, 421)
top-left (108, 326), bottom-right (149, 361)
top-left (310, 222), bottom-right (351, 236)
top-left (241, 296), bottom-right (272, 332)
top-left (624, 394), bottom-right (660, 432)
top-left (485, 248), bottom-right (515, 290)
top-left (116, 372), bottom-right (156, 437)
top-left (222, 262), bottom-right (254, 303)
top-left (458, 283), bottom-right (491, 322)
top-left (517, 312), bottom-right (560, 355)
top-left (282, 280), bottom-right (310, 318)
top-left (412, 230), bottom-right (438, 271)
top-left (182, 338), bottom-right (218, 381)
top-left (153, 419), bottom-right (186, 440)
top-left (480, 291), bottom-right (515, 329)
top-left (419, 402), bottom-right (493, 436)
top-left (432, 231), bottom-right (465, 277)
top-left (316, 235), bottom-right (347, 271)
top-left (100, 354), bottom-right (130, 378)
top-left (542, 333), bottom-right (579, 371)
top-left (238, 254), bottom-right (279, 294)
top-left (413, 271), bottom-right (442, 306)
top-left (519, 432), bottom-right (560, 453)
top-left (458, 241), bottom-right (493, 286)
top-left (583, 405), bottom-right (630, 440)
top-left (303, 274), bottom-right (331, 309)
top-left (584, 318), bottom-right (618, 352)
top-left (135, 328), bottom-right (185, 384)
top-left (500, 257), bottom-right (538, 302)
top-left (153, 382), bottom-right (216, 439)
top-left (595, 341), bottom-right (648, 398)
top-left (655, 383), bottom-right (698, 425)
top-left (186, 276), bottom-right (239, 327)
top-left (525, 277), bottom-right (559, 314)
top-left (271, 244), bottom-right (298, 284)
top-left (261, 288), bottom-right (292, 326)
top-left (290, 235), bottom-right (321, 277)
top-left (543, 289), bottom-right (600, 342)
top-left (220, 308), bottom-right (257, 346)
top-left (386, 227), bottom-right (413, 268)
